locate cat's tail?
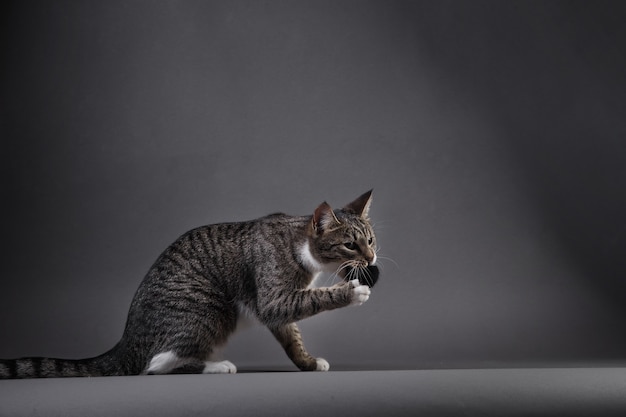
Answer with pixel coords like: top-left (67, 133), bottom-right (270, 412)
top-left (0, 344), bottom-right (128, 379)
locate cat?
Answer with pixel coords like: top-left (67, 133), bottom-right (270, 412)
top-left (0, 190), bottom-right (379, 378)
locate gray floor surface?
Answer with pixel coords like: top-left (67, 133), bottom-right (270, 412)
top-left (2, 367), bottom-right (626, 416)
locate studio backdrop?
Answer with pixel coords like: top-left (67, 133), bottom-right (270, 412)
top-left (3, 0), bottom-right (626, 370)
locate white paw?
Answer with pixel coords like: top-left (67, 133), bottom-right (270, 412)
top-left (315, 358), bottom-right (330, 372)
top-left (203, 360), bottom-right (237, 374)
top-left (349, 279), bottom-right (371, 306)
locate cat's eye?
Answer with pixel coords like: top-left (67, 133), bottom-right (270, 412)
top-left (344, 242), bottom-right (357, 250)
top-left (368, 237), bottom-right (373, 245)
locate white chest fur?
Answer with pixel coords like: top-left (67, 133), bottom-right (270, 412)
top-left (298, 240), bottom-right (323, 273)
top-left (299, 240), bottom-right (342, 288)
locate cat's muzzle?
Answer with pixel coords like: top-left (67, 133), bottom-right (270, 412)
top-left (347, 264), bottom-right (379, 288)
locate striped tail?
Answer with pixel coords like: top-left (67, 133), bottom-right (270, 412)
top-left (0, 349), bottom-right (125, 379)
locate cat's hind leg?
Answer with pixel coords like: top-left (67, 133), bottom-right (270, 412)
top-left (145, 351), bottom-right (192, 375)
top-left (145, 352), bottom-right (237, 374)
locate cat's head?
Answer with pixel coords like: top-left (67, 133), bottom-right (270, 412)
top-left (308, 190), bottom-right (377, 282)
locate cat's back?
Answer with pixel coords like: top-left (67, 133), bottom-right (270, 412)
top-left (253, 212), bottom-right (310, 242)
top-left (150, 213), bottom-right (309, 273)
top-left (197, 212), bottom-right (308, 243)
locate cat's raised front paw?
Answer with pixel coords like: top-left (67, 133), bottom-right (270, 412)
top-left (349, 279), bottom-right (371, 306)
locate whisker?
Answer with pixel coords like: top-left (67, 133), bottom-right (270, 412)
top-left (321, 274), bottom-right (334, 287)
top-left (360, 266), bottom-right (372, 286)
top-left (325, 261), bottom-right (353, 286)
top-left (376, 255), bottom-right (399, 271)
top-left (344, 268), bottom-right (353, 283)
top-left (346, 264), bottom-right (358, 282)
top-left (336, 261), bottom-right (353, 277)
top-left (371, 219), bottom-right (393, 231)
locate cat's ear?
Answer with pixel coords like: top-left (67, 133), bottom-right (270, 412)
top-left (343, 189), bottom-right (373, 219)
top-left (312, 201), bottom-right (341, 235)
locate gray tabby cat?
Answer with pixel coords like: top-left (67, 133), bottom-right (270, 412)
top-left (0, 190), bottom-right (379, 378)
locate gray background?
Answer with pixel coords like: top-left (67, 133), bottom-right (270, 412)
top-left (2, 0), bottom-right (626, 370)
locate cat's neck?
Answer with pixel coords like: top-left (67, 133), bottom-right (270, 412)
top-left (298, 239), bottom-right (340, 276)
top-left (298, 240), bottom-right (323, 273)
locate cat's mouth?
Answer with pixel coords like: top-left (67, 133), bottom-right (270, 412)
top-left (341, 262), bottom-right (380, 288)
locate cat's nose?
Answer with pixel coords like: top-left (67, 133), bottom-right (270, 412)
top-left (364, 249), bottom-right (376, 265)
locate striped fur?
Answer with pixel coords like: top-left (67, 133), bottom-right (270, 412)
top-left (1, 191), bottom-right (378, 378)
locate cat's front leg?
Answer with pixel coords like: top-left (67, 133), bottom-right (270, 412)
top-left (318, 278), bottom-right (371, 307)
top-left (258, 279), bottom-right (370, 325)
top-left (269, 322), bottom-right (329, 371)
